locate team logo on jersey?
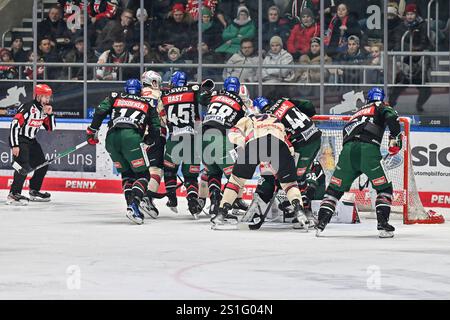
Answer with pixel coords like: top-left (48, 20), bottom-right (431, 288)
top-left (372, 176), bottom-right (387, 186)
top-left (113, 99), bottom-right (148, 113)
top-left (164, 160), bottom-right (176, 168)
top-left (28, 119), bottom-right (44, 127)
top-left (189, 165), bottom-right (200, 173)
top-left (330, 176), bottom-right (342, 187)
top-left (131, 158), bottom-right (145, 168)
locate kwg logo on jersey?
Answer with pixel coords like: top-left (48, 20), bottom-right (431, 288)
top-left (113, 99), bottom-right (148, 112)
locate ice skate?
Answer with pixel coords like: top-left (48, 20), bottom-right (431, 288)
top-left (29, 190), bottom-right (51, 202)
top-left (140, 196), bottom-right (159, 219)
top-left (292, 199), bottom-right (309, 231)
top-left (187, 195), bottom-right (202, 220)
top-left (6, 193), bottom-right (29, 206)
top-left (211, 204), bottom-right (238, 230)
top-left (377, 222), bottom-right (395, 238)
top-left (166, 192), bottom-right (178, 213)
top-left (126, 202), bottom-right (144, 225)
top-left (231, 198), bottom-right (248, 215)
top-left (208, 189), bottom-right (221, 216)
top-left (315, 210), bottom-right (333, 237)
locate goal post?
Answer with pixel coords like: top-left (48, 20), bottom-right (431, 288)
top-left (312, 115), bottom-right (445, 225)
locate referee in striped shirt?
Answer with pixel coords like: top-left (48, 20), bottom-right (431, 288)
top-left (7, 84), bottom-right (56, 205)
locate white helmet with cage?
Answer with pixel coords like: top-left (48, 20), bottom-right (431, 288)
top-left (141, 70), bottom-right (162, 90)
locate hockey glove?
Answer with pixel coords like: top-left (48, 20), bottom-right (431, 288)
top-left (86, 126), bottom-right (99, 145)
top-left (388, 133), bottom-right (403, 155)
top-left (201, 79), bottom-right (215, 92)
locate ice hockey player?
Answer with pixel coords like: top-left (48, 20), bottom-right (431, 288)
top-left (7, 84), bottom-right (56, 205)
top-left (316, 87), bottom-right (402, 238)
top-left (249, 96), bottom-right (321, 227)
top-left (160, 71), bottom-right (212, 219)
top-left (202, 77), bottom-right (249, 217)
top-left (138, 70), bottom-right (166, 218)
top-left (86, 79), bottom-right (161, 225)
top-left (211, 110), bottom-right (308, 230)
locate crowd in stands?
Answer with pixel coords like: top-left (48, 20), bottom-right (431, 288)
top-left (0, 0), bottom-right (449, 85)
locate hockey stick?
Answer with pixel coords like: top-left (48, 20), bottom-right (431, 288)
top-left (12, 141), bottom-right (89, 175)
top-left (240, 194), bottom-right (277, 230)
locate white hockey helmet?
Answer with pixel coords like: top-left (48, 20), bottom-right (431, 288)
top-left (141, 70), bottom-right (162, 89)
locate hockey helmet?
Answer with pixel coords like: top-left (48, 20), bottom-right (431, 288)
top-left (367, 87), bottom-right (385, 102)
top-left (169, 71), bottom-right (187, 87)
top-left (253, 96), bottom-right (270, 113)
top-left (141, 70), bottom-right (162, 89)
top-left (124, 78), bottom-right (142, 95)
top-left (34, 84), bottom-right (52, 97)
top-left (223, 76), bottom-right (240, 93)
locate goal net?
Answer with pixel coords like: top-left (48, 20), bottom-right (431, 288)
top-left (313, 115), bottom-right (445, 224)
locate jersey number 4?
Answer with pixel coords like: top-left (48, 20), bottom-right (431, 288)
top-left (285, 108), bottom-right (309, 130)
top-left (167, 104), bottom-right (191, 126)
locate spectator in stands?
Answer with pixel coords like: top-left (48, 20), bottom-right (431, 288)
top-left (186, 0), bottom-right (220, 22)
top-left (37, 5), bottom-right (72, 55)
top-left (196, 42), bottom-right (223, 81)
top-left (286, 7), bottom-right (320, 60)
top-left (0, 49), bottom-right (18, 80)
top-left (324, 3), bottom-right (361, 58)
top-left (222, 38), bottom-right (258, 82)
top-left (389, 3), bottom-right (432, 113)
top-left (37, 36), bottom-right (63, 80)
top-left (9, 35), bottom-right (28, 63)
top-left (88, 0), bottom-right (121, 30)
top-left (63, 37), bottom-right (96, 80)
top-left (95, 9), bottom-right (135, 55)
top-left (336, 35), bottom-right (369, 84)
top-left (295, 37), bottom-right (332, 84)
top-left (156, 3), bottom-right (196, 61)
top-left (387, 2), bottom-right (404, 51)
top-left (161, 47), bottom-right (186, 81)
top-left (131, 8), bottom-right (160, 50)
top-left (367, 42), bottom-right (383, 84)
top-left (66, 9), bottom-right (96, 49)
top-left (23, 51), bottom-right (45, 80)
top-left (96, 38), bottom-right (134, 81)
top-left (215, 5), bottom-right (256, 57)
top-left (262, 6), bottom-right (291, 52)
top-left (216, 0), bottom-right (274, 27)
top-left (262, 35), bottom-right (295, 83)
top-left (131, 42), bottom-right (162, 64)
top-left (201, 7), bottom-right (224, 52)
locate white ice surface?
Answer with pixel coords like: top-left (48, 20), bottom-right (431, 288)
top-left (1, 190), bottom-right (450, 300)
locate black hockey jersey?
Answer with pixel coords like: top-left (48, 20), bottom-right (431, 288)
top-left (343, 101), bottom-right (401, 146)
top-left (161, 84), bottom-right (200, 136)
top-left (9, 100), bottom-right (56, 147)
top-left (90, 92), bottom-right (160, 137)
top-left (266, 98), bottom-right (321, 146)
top-left (202, 90), bottom-right (245, 133)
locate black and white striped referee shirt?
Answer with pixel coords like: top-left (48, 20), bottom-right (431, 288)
top-left (9, 100), bottom-right (56, 147)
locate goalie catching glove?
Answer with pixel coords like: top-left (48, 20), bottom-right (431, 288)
top-left (388, 133), bottom-right (402, 155)
top-left (86, 126), bottom-right (99, 145)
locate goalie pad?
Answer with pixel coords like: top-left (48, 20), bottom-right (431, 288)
top-left (310, 199), bottom-right (360, 224)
